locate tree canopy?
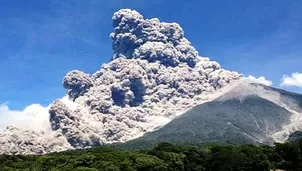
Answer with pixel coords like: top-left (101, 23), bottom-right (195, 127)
top-left (1, 140), bottom-right (302, 171)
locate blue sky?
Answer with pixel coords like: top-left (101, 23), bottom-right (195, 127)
top-left (0, 0), bottom-right (301, 110)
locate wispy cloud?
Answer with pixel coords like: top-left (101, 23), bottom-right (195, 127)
top-left (246, 75), bottom-right (273, 86)
top-left (280, 72), bottom-right (302, 88)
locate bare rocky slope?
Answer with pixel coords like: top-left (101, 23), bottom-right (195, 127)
top-left (119, 83), bottom-right (302, 149)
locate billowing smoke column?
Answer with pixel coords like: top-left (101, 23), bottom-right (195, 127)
top-left (0, 9), bottom-right (241, 155)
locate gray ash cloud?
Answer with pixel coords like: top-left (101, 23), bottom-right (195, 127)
top-left (0, 9), bottom-right (241, 155)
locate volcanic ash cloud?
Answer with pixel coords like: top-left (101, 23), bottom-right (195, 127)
top-left (0, 9), bottom-right (241, 155)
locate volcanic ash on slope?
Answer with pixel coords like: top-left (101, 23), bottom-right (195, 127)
top-left (0, 9), bottom-right (241, 154)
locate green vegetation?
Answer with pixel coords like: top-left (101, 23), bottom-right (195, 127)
top-left (1, 140), bottom-right (302, 171)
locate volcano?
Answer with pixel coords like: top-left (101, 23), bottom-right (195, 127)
top-left (0, 9), bottom-right (301, 155)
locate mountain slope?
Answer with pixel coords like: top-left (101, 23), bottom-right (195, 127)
top-left (120, 83), bottom-right (302, 148)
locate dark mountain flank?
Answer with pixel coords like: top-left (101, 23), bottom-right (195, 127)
top-left (120, 83), bottom-right (302, 149)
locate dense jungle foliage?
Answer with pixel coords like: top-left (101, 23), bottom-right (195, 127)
top-left (1, 140), bottom-right (302, 171)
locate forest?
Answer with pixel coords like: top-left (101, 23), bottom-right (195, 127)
top-left (1, 139), bottom-right (302, 171)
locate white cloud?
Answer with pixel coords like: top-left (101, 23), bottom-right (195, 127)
top-left (246, 75), bottom-right (273, 86)
top-left (280, 72), bottom-right (302, 87)
top-left (0, 96), bottom-right (73, 131)
top-left (0, 103), bottom-right (50, 131)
